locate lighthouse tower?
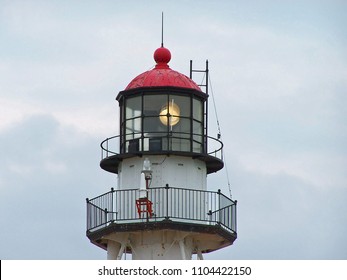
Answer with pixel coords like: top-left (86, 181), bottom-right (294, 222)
top-left (86, 45), bottom-right (237, 260)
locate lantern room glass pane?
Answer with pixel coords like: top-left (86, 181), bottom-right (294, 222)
top-left (124, 96), bottom-right (142, 153)
top-left (125, 118), bottom-right (141, 145)
top-left (172, 117), bottom-right (190, 136)
top-left (143, 117), bottom-right (166, 152)
top-left (193, 120), bottom-right (203, 136)
top-left (169, 95), bottom-right (190, 117)
top-left (144, 95), bottom-right (167, 116)
top-left (124, 117), bottom-right (141, 153)
top-left (171, 138), bottom-right (190, 152)
top-left (193, 141), bottom-right (203, 153)
top-left (193, 120), bottom-right (203, 153)
top-left (193, 98), bottom-right (203, 121)
top-left (143, 117), bottom-right (166, 134)
top-left (126, 96), bottom-right (141, 119)
top-left (171, 117), bottom-right (191, 152)
top-left (125, 118), bottom-right (141, 133)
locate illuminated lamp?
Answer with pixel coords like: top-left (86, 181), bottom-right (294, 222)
top-left (159, 99), bottom-right (180, 126)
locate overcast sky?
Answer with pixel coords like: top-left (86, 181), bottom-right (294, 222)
top-left (0, 0), bottom-right (346, 260)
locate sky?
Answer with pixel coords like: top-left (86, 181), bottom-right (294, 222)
top-left (0, 0), bottom-right (346, 260)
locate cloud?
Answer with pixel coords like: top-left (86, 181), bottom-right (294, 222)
top-left (0, 114), bottom-right (110, 259)
top-left (238, 152), bottom-right (347, 190)
top-left (201, 20), bottom-right (347, 193)
top-left (206, 161), bottom-right (347, 260)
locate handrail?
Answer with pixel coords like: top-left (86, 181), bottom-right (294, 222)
top-left (100, 132), bottom-right (223, 161)
top-left (86, 186), bottom-right (236, 235)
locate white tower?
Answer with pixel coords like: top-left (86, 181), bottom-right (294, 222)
top-left (86, 45), bottom-right (237, 260)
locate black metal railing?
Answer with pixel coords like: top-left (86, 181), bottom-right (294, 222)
top-left (100, 132), bottom-right (223, 161)
top-left (86, 186), bottom-right (237, 235)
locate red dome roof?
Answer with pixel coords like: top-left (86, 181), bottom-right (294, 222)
top-left (125, 47), bottom-right (201, 91)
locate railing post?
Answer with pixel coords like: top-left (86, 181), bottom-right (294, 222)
top-left (106, 138), bottom-right (109, 157)
top-left (208, 210), bottom-right (212, 225)
top-left (217, 189), bottom-right (221, 225)
top-left (111, 187), bottom-right (114, 222)
top-left (234, 200), bottom-right (238, 233)
top-left (105, 208), bottom-right (108, 225)
top-left (86, 198), bottom-right (90, 231)
top-left (165, 184), bottom-right (169, 220)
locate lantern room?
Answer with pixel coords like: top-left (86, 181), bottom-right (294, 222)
top-left (100, 46), bottom-right (224, 175)
top-left (119, 83), bottom-right (206, 155)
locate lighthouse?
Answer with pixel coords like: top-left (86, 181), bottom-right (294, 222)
top-left (86, 44), bottom-right (237, 260)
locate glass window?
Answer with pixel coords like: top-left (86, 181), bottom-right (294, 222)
top-left (170, 117), bottom-right (191, 151)
top-left (125, 118), bottom-right (141, 135)
top-left (126, 96), bottom-right (141, 119)
top-left (144, 95), bottom-right (167, 116)
top-left (193, 141), bottom-right (203, 153)
top-left (193, 98), bottom-right (203, 121)
top-left (120, 92), bottom-right (205, 155)
top-left (124, 96), bottom-right (142, 152)
top-left (193, 120), bottom-right (202, 136)
top-left (171, 138), bottom-right (190, 152)
top-left (170, 95), bottom-right (190, 118)
top-left (193, 120), bottom-right (203, 153)
top-left (143, 117), bottom-right (166, 134)
top-left (172, 117), bottom-right (190, 136)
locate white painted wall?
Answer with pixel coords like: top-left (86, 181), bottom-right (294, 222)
top-left (118, 155), bottom-right (207, 190)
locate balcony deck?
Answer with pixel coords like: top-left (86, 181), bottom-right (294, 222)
top-left (86, 186), bottom-right (237, 253)
top-left (99, 133), bottom-right (224, 174)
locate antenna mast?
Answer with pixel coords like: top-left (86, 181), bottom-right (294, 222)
top-left (161, 12), bottom-right (164, 47)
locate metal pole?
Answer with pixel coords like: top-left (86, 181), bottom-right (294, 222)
top-left (106, 138), bottom-right (109, 157)
top-left (205, 60), bottom-right (209, 95)
top-left (165, 184), bottom-right (169, 219)
top-left (105, 208), bottom-right (108, 225)
top-left (205, 60), bottom-right (209, 154)
top-left (86, 198), bottom-right (89, 230)
top-left (217, 189), bottom-right (221, 224)
top-left (161, 12), bottom-right (164, 47)
top-left (189, 60), bottom-right (193, 79)
top-left (235, 200), bottom-right (238, 233)
top-left (111, 187), bottom-right (114, 222)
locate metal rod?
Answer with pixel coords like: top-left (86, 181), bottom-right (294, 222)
top-left (167, 185), bottom-right (170, 218)
top-left (189, 60), bottom-right (193, 79)
top-left (161, 12), bottom-right (164, 47)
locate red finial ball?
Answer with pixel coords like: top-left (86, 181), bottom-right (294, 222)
top-left (154, 47), bottom-right (171, 64)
